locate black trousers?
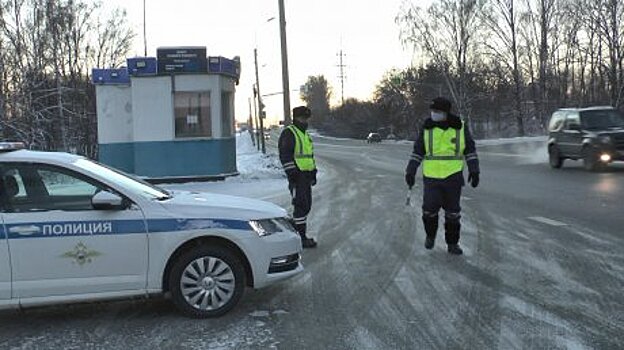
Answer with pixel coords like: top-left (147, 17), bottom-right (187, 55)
top-left (289, 174), bottom-right (312, 237)
top-left (422, 179), bottom-right (462, 245)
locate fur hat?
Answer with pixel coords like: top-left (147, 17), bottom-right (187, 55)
top-left (293, 106), bottom-right (312, 118)
top-left (430, 97), bottom-right (452, 113)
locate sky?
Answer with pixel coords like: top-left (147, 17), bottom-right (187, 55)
top-left (104, 0), bottom-right (423, 126)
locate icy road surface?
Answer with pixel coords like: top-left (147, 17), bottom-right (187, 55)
top-left (1, 134), bottom-right (623, 349)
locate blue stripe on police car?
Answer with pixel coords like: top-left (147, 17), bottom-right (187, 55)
top-left (1, 218), bottom-right (251, 239)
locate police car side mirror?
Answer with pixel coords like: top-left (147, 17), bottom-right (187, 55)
top-left (92, 191), bottom-right (126, 210)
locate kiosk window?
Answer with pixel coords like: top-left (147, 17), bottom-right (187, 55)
top-left (221, 91), bottom-right (234, 137)
top-left (174, 91), bottom-right (211, 138)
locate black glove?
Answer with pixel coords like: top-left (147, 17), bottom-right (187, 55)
top-left (286, 169), bottom-right (299, 185)
top-left (468, 172), bottom-right (480, 188)
top-left (405, 172), bottom-right (415, 189)
top-left (311, 169), bottom-right (317, 186)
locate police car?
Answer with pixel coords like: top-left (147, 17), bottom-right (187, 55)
top-left (0, 143), bottom-right (302, 318)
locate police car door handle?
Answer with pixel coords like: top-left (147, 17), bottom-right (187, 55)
top-left (9, 225), bottom-right (41, 236)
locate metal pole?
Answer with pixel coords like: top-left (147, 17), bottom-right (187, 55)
top-left (278, 0), bottom-right (292, 126)
top-left (248, 97), bottom-right (256, 146)
top-left (143, 0), bottom-right (147, 56)
top-left (254, 48), bottom-right (266, 154)
top-left (252, 86), bottom-right (260, 151)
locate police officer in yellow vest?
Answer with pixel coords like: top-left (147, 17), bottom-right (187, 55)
top-left (405, 97), bottom-right (480, 255)
top-left (279, 106), bottom-right (318, 248)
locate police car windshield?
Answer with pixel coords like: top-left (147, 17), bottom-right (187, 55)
top-left (73, 158), bottom-right (171, 200)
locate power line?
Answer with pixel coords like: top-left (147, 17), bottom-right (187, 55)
top-left (337, 49), bottom-right (346, 105)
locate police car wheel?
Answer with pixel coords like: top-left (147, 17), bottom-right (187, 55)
top-left (169, 245), bottom-right (245, 318)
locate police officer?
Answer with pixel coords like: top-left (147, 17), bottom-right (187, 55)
top-left (279, 106), bottom-right (318, 248)
top-left (405, 97), bottom-right (480, 255)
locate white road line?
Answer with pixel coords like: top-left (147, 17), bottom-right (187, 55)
top-left (461, 196), bottom-right (472, 201)
top-left (527, 216), bottom-right (568, 227)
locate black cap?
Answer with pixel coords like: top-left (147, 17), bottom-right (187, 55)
top-left (293, 106), bottom-right (312, 118)
top-left (430, 97), bottom-right (452, 113)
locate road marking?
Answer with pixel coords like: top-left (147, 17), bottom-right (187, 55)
top-left (461, 196), bottom-right (472, 201)
top-left (527, 216), bottom-right (568, 227)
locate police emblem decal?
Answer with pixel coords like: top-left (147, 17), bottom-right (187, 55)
top-left (61, 242), bottom-right (102, 266)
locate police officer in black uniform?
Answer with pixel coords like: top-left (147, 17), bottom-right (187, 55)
top-left (279, 106), bottom-right (318, 248)
top-left (405, 97), bottom-right (480, 255)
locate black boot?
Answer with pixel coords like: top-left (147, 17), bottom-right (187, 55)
top-left (302, 237), bottom-right (317, 248)
top-left (422, 215), bottom-right (438, 250)
top-left (445, 221), bottom-right (462, 255)
top-left (447, 244), bottom-right (463, 255)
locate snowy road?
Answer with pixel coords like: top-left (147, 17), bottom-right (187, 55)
top-left (1, 136), bottom-right (623, 349)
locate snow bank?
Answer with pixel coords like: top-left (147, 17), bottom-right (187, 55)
top-left (476, 136), bottom-right (547, 146)
top-left (235, 132), bottom-right (284, 180)
top-left (162, 132), bottom-right (287, 200)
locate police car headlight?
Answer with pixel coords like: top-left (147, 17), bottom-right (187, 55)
top-left (249, 218), bottom-right (296, 237)
top-left (249, 219), bottom-right (281, 237)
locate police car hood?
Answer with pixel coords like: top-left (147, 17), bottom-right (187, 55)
top-left (160, 190), bottom-right (287, 220)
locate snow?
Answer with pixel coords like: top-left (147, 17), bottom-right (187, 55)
top-left (161, 132), bottom-right (288, 201)
top-left (476, 136), bottom-right (547, 146)
top-left (312, 130), bottom-right (547, 146)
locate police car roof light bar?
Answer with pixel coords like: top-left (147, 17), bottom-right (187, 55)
top-left (0, 142), bottom-right (26, 152)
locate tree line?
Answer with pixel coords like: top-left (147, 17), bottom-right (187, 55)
top-left (0, 0), bottom-right (133, 157)
top-left (303, 0), bottom-right (624, 140)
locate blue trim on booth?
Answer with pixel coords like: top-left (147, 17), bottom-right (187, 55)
top-left (99, 138), bottom-right (237, 178)
top-left (98, 143), bottom-right (135, 172)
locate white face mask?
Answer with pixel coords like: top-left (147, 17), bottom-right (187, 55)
top-left (431, 111), bottom-right (446, 122)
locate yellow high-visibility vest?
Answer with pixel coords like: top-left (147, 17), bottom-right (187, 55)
top-left (287, 125), bottom-right (316, 171)
top-left (423, 123), bottom-right (465, 179)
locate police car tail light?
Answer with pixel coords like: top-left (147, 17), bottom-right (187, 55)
top-left (249, 219), bottom-right (281, 237)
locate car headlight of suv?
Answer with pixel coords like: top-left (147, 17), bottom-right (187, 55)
top-left (249, 218), bottom-right (295, 237)
top-left (598, 135), bottom-right (612, 144)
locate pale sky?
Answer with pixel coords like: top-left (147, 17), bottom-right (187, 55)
top-left (105, 0), bottom-right (422, 125)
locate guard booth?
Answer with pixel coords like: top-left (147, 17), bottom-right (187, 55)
top-left (93, 46), bottom-right (241, 180)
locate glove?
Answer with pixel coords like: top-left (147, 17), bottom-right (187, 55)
top-left (405, 172), bottom-right (415, 189)
top-left (311, 169), bottom-right (317, 186)
top-left (286, 169), bottom-right (299, 185)
top-left (468, 172), bottom-right (480, 188)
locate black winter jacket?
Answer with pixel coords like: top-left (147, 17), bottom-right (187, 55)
top-left (406, 114), bottom-right (480, 185)
top-left (278, 121), bottom-right (317, 179)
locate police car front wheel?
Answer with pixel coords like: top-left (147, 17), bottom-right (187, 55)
top-left (169, 245), bottom-right (245, 318)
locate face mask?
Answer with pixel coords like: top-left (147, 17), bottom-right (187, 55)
top-left (431, 111), bottom-right (446, 122)
top-left (296, 119), bottom-right (309, 129)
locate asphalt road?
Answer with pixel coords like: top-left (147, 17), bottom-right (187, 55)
top-left (1, 136), bottom-right (623, 350)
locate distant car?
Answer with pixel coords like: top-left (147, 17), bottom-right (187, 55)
top-left (386, 133), bottom-right (397, 141)
top-left (548, 106), bottom-right (624, 171)
top-left (367, 133), bottom-right (382, 143)
top-left (0, 143), bottom-right (302, 318)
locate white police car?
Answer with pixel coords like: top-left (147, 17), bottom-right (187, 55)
top-left (0, 143), bottom-right (302, 317)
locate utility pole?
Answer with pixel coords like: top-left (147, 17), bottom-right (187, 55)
top-left (337, 49), bottom-right (346, 105)
top-left (252, 86), bottom-right (260, 151)
top-left (278, 0), bottom-right (292, 125)
top-left (254, 48), bottom-right (266, 154)
top-left (248, 97), bottom-right (256, 146)
top-left (143, 0), bottom-right (147, 56)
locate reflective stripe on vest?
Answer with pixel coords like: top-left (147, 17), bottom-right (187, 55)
top-left (287, 125), bottom-right (316, 171)
top-left (423, 123), bottom-right (465, 179)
